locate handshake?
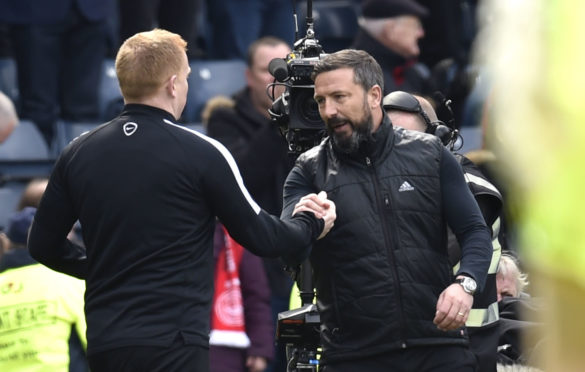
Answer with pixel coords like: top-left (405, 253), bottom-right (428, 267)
top-left (293, 191), bottom-right (336, 240)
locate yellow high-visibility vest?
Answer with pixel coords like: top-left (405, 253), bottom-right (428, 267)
top-left (0, 263), bottom-right (86, 372)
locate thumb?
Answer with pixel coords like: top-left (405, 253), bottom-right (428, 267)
top-left (317, 191), bottom-right (327, 200)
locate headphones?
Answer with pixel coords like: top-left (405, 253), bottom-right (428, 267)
top-left (382, 91), bottom-right (455, 146)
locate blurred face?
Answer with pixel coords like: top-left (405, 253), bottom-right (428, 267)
top-left (314, 68), bottom-right (376, 153)
top-left (384, 15), bottom-right (424, 58)
top-left (496, 272), bottom-right (519, 302)
top-left (247, 43), bottom-right (291, 113)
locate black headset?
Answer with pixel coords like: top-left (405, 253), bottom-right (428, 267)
top-left (382, 91), bottom-right (455, 146)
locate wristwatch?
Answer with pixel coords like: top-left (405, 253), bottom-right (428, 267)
top-left (455, 277), bottom-right (477, 295)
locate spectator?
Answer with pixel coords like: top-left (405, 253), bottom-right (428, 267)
top-left (205, 0), bottom-right (295, 59)
top-left (497, 254), bottom-right (542, 368)
top-left (0, 90), bottom-right (17, 143)
top-left (497, 253), bottom-right (529, 302)
top-left (118, 0), bottom-right (202, 58)
top-left (384, 91), bottom-right (504, 372)
top-left (282, 49), bottom-right (491, 371)
top-left (352, 0), bottom-right (430, 95)
top-left (16, 177), bottom-right (48, 210)
top-left (210, 223), bottom-right (273, 372)
top-left (0, 207), bottom-right (87, 372)
top-left (205, 36), bottom-right (292, 372)
top-left (0, 0), bottom-right (114, 146)
top-left (27, 29), bottom-right (335, 372)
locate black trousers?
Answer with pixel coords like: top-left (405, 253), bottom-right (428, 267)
top-left (320, 345), bottom-right (478, 372)
top-left (9, 6), bottom-right (105, 145)
top-left (88, 336), bottom-right (209, 372)
top-left (118, 0), bottom-right (200, 48)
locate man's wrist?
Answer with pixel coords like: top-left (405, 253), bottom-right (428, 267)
top-left (455, 276), bottom-right (477, 295)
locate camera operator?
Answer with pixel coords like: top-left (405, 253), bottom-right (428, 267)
top-left (27, 29), bottom-right (336, 372)
top-left (281, 49), bottom-right (491, 371)
top-left (384, 91), bottom-right (504, 372)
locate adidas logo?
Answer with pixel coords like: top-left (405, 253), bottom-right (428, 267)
top-left (398, 181), bottom-right (415, 192)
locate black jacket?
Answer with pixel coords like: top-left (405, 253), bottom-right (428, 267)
top-left (352, 28), bottom-right (430, 95)
top-left (28, 104), bottom-right (323, 356)
top-left (282, 114), bottom-right (492, 363)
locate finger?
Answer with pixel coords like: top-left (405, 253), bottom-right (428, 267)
top-left (434, 301), bottom-right (458, 330)
top-left (433, 292), bottom-right (449, 325)
top-left (317, 190), bottom-right (327, 200)
top-left (437, 306), bottom-right (466, 331)
top-left (293, 205), bottom-right (323, 218)
top-left (294, 198), bottom-right (325, 214)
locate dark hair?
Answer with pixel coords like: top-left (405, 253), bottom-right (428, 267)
top-left (311, 49), bottom-right (384, 93)
top-left (246, 36), bottom-right (289, 68)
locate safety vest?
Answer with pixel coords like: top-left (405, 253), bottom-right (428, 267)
top-left (451, 154), bottom-right (503, 328)
top-left (0, 263), bottom-right (86, 372)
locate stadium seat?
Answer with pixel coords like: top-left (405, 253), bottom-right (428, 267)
top-left (183, 122), bottom-right (206, 135)
top-left (0, 181), bottom-right (27, 230)
top-left (99, 59), bottom-right (124, 121)
top-left (454, 126), bottom-right (483, 154)
top-left (0, 120), bottom-right (50, 161)
top-left (0, 57), bottom-right (18, 103)
top-left (296, 0), bottom-right (360, 53)
top-left (54, 121), bottom-right (102, 153)
top-left (182, 59), bottom-right (247, 123)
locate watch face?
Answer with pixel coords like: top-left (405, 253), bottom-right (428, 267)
top-left (458, 277), bottom-right (477, 294)
top-left (465, 278), bottom-right (477, 292)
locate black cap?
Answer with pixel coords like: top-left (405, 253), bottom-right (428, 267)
top-left (362, 0), bottom-right (429, 19)
top-left (6, 207), bottom-right (36, 245)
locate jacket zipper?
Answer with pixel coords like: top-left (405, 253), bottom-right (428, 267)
top-left (366, 156), bottom-right (408, 349)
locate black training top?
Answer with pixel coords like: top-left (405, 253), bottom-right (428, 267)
top-left (28, 104), bottom-right (322, 356)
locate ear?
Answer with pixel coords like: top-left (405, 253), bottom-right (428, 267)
top-left (167, 74), bottom-right (178, 98)
top-left (244, 67), bottom-right (253, 86)
top-left (368, 84), bottom-right (383, 110)
top-left (383, 19), bottom-right (396, 41)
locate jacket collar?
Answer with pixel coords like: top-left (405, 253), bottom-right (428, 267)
top-left (352, 28), bottom-right (408, 68)
top-left (233, 88), bottom-right (270, 128)
top-left (330, 110), bottom-right (394, 163)
top-left (0, 249), bottom-right (37, 273)
top-left (121, 104), bottom-right (177, 124)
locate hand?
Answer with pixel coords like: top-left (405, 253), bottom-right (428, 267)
top-left (292, 191), bottom-right (336, 239)
top-left (246, 355), bottom-right (267, 372)
top-left (433, 283), bottom-right (474, 331)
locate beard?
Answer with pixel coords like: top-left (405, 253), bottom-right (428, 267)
top-left (327, 104), bottom-right (374, 154)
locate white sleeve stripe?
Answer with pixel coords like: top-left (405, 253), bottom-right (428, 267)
top-left (163, 119), bottom-right (261, 215)
top-left (464, 172), bottom-right (502, 197)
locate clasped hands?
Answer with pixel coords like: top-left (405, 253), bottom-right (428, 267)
top-left (292, 191), bottom-right (336, 239)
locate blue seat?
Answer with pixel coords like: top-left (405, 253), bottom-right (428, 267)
top-left (54, 121), bottom-right (102, 153)
top-left (454, 126), bottom-right (483, 154)
top-left (99, 59), bottom-right (124, 121)
top-left (0, 181), bottom-right (27, 230)
top-left (0, 120), bottom-right (50, 161)
top-left (182, 59), bottom-right (247, 123)
top-left (0, 57), bottom-right (18, 104)
top-left (183, 122), bottom-right (206, 135)
top-left (296, 0), bottom-right (360, 53)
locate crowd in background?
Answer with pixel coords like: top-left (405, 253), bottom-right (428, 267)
top-left (0, 1), bottom-right (544, 372)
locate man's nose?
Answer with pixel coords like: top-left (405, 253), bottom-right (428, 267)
top-left (321, 100), bottom-right (338, 119)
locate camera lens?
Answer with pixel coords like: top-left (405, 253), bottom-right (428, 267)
top-left (291, 88), bottom-right (323, 129)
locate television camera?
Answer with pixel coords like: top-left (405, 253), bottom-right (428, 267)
top-left (267, 0), bottom-right (328, 157)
